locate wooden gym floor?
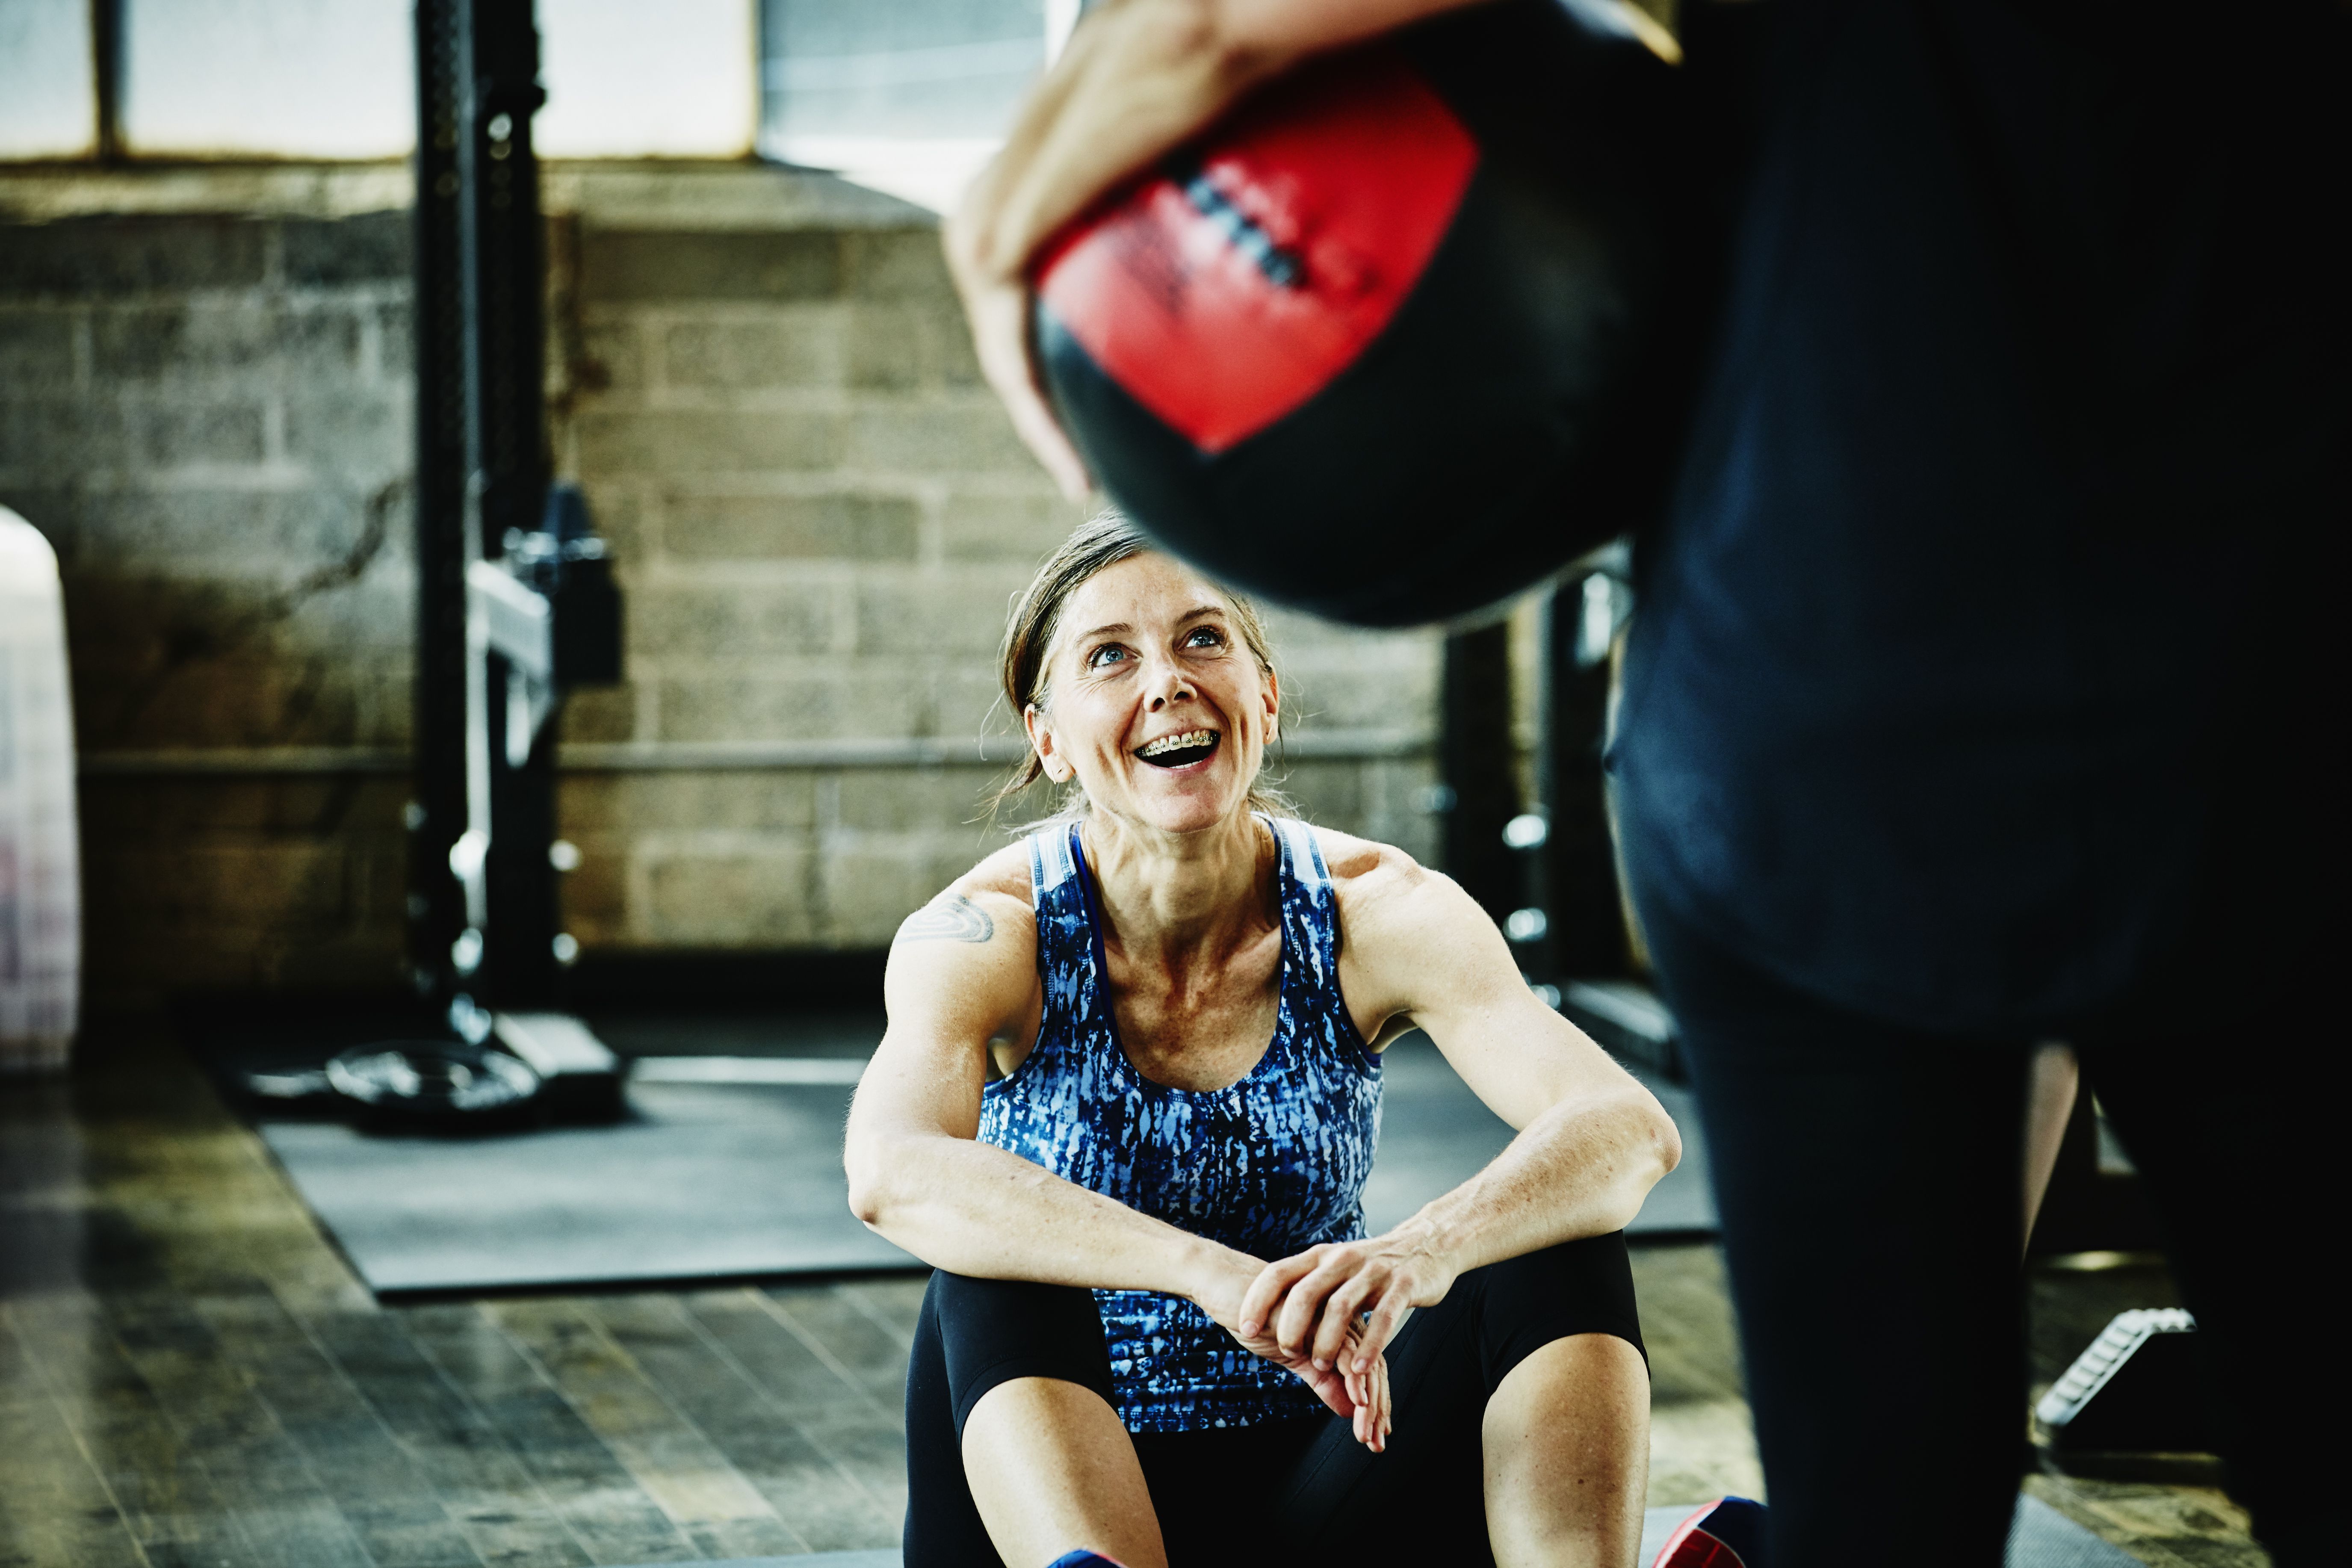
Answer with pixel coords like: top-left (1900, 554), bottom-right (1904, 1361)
top-left (0, 1023), bottom-right (2269, 1567)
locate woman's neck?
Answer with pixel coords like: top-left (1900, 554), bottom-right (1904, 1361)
top-left (1080, 808), bottom-right (1275, 977)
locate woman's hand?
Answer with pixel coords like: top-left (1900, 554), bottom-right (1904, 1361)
top-left (1193, 1246), bottom-right (1393, 1450)
top-left (1241, 1227), bottom-right (1457, 1380)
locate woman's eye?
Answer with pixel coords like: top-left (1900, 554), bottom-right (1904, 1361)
top-left (1185, 627), bottom-right (1224, 648)
top-left (1087, 645), bottom-right (1129, 668)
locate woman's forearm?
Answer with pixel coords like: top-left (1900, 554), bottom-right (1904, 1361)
top-left (1398, 1089), bottom-right (1678, 1277)
top-left (850, 1130), bottom-right (1249, 1298)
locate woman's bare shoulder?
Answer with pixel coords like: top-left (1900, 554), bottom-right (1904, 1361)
top-left (883, 840), bottom-right (1038, 1020)
top-left (1317, 824), bottom-right (1486, 954)
top-left (953, 840), bottom-right (1034, 907)
top-left (1314, 825), bottom-right (1436, 901)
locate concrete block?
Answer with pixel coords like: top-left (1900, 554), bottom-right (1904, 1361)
top-left (830, 765), bottom-right (1002, 834)
top-left (654, 670), bottom-right (923, 742)
top-left (560, 771), bottom-right (818, 836)
top-left (576, 408), bottom-right (843, 476)
top-left (928, 305), bottom-right (984, 387)
top-left (557, 681), bottom-right (640, 743)
top-left (280, 575), bottom-right (415, 665)
top-left (842, 401), bottom-right (1035, 477)
top-left (836, 301), bottom-right (981, 392)
top-left (661, 313), bottom-right (844, 389)
top-left (0, 307), bottom-right (78, 390)
top-left (838, 230), bottom-right (957, 304)
top-left (0, 216), bottom-right (269, 297)
top-left (839, 301), bottom-right (979, 392)
top-left (572, 314), bottom-right (645, 391)
top-left (1278, 661), bottom-right (1441, 732)
top-left (66, 618), bottom-right (366, 747)
top-left (281, 212), bottom-right (413, 287)
top-left (283, 392), bottom-right (410, 477)
top-left (942, 491), bottom-right (1087, 563)
top-left (131, 399), bottom-right (269, 466)
top-left (988, 775), bottom-right (1078, 828)
top-left (0, 399), bottom-right (130, 475)
top-left (662, 491), bottom-right (919, 562)
top-left (1268, 758), bottom-right (1367, 830)
top-left (932, 665), bottom-right (1017, 744)
top-left (628, 579), bottom-right (835, 660)
top-left (76, 775), bottom-right (408, 841)
top-left (582, 230), bottom-right (842, 302)
top-left (93, 301), bottom-right (363, 381)
top-left (375, 301), bottom-right (414, 379)
top-left (646, 848), bottom-right (818, 945)
top-left (75, 487), bottom-right (381, 573)
top-left (855, 569), bottom-right (1029, 655)
top-left (820, 842), bottom-right (947, 945)
top-left (92, 840), bottom-right (356, 926)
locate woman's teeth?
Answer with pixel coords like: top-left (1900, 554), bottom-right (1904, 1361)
top-left (1137, 729), bottom-right (1220, 766)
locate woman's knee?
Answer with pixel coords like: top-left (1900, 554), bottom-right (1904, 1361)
top-left (1474, 1232), bottom-right (1646, 1385)
top-left (928, 1272), bottom-right (1118, 1437)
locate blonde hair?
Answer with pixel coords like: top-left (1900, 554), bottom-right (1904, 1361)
top-left (990, 511), bottom-right (1291, 821)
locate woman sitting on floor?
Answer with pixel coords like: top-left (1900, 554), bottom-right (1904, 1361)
top-left (845, 513), bottom-right (1681, 1568)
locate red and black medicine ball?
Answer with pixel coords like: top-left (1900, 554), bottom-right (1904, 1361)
top-left (1032, 0), bottom-right (1699, 627)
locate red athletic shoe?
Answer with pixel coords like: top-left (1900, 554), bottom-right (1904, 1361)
top-left (1652, 1497), bottom-right (1767, 1568)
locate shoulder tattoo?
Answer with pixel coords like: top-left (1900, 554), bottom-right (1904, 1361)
top-left (896, 893), bottom-right (995, 945)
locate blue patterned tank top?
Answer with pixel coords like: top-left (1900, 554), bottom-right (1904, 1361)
top-left (978, 815), bottom-right (1384, 1432)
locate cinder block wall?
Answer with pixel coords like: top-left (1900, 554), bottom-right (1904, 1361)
top-left (0, 163), bottom-right (1441, 1004)
top-left (0, 178), bottom-right (418, 1001)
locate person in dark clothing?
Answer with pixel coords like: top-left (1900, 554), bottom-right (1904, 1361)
top-left (943, 1), bottom-right (2347, 1564)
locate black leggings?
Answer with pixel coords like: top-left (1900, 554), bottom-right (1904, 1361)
top-left (903, 1235), bottom-right (1644, 1567)
top-left (1637, 897), bottom-right (2331, 1568)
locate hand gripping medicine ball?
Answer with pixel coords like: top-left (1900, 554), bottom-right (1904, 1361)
top-left (1033, 0), bottom-right (1699, 627)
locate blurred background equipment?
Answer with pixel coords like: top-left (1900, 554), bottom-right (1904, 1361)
top-left (2037, 1310), bottom-right (2211, 1464)
top-left (408, 0), bottom-right (624, 1088)
top-left (0, 506), bottom-right (81, 1077)
top-left (1032, 0), bottom-right (1699, 628)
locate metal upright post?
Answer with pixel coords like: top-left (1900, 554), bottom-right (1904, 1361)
top-left (409, 0), bottom-right (472, 1008)
top-left (411, 0), bottom-right (560, 1024)
top-left (459, 0), bottom-right (560, 1013)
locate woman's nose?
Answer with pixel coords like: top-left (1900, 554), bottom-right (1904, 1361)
top-left (1144, 656), bottom-right (1195, 709)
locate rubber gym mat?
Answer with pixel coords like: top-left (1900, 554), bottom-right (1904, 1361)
top-left (258, 1075), bottom-right (912, 1294)
top-left (601, 1495), bottom-right (2136, 1568)
top-left (239, 1019), bottom-right (1711, 1297)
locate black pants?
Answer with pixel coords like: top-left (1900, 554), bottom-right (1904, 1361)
top-left (904, 1235), bottom-right (1644, 1567)
top-left (1638, 901), bottom-right (2329, 1568)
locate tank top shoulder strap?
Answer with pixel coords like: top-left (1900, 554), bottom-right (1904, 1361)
top-left (1264, 815), bottom-right (1344, 998)
top-left (1027, 820), bottom-right (1100, 1025)
top-left (1028, 817), bottom-right (1084, 907)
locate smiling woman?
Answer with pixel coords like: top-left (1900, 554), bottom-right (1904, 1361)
top-left (989, 511), bottom-right (1293, 825)
top-left (845, 510), bottom-right (1680, 1568)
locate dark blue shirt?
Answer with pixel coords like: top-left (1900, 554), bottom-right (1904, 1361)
top-left (1613, 0), bottom-right (2346, 1033)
